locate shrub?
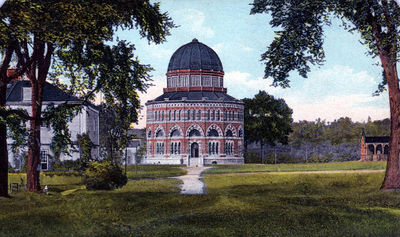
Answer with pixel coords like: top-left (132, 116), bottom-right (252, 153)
top-left (277, 153), bottom-right (304, 164)
top-left (307, 154), bottom-right (320, 163)
top-left (8, 162), bottom-right (15, 173)
top-left (84, 161), bottom-right (127, 190)
top-left (244, 152), bottom-right (261, 163)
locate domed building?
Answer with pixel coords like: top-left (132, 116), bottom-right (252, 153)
top-left (145, 39), bottom-right (244, 165)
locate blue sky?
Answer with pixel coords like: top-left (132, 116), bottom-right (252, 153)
top-left (115, 0), bottom-right (390, 128)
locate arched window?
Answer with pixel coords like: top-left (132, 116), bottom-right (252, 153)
top-left (207, 110), bottom-right (210, 120)
top-left (211, 110), bottom-right (215, 120)
top-left (187, 110), bottom-right (191, 120)
top-left (156, 130), bottom-right (164, 137)
top-left (147, 130), bottom-right (152, 138)
top-left (197, 110), bottom-right (201, 120)
top-left (207, 129), bottom-right (219, 137)
top-left (238, 129), bottom-right (243, 137)
top-left (216, 110), bottom-right (220, 120)
top-left (173, 110), bottom-right (176, 121)
top-left (178, 110), bottom-right (181, 120)
top-left (169, 110), bottom-right (171, 121)
top-left (171, 129), bottom-right (181, 137)
top-left (161, 111), bottom-right (164, 121)
top-left (192, 110), bottom-right (196, 120)
top-left (226, 130), bottom-right (233, 137)
top-left (189, 129), bottom-right (201, 137)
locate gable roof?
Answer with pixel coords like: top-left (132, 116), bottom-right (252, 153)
top-left (6, 80), bottom-right (82, 102)
top-left (6, 80), bottom-right (99, 111)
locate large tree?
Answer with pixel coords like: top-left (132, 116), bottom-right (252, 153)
top-left (243, 90), bottom-right (293, 163)
top-left (251, 0), bottom-right (400, 190)
top-left (0, 0), bottom-right (173, 195)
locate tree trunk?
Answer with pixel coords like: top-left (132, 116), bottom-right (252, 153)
top-left (0, 81), bottom-right (8, 197)
top-left (260, 140), bottom-right (264, 164)
top-left (26, 80), bottom-right (42, 192)
top-left (380, 51), bottom-right (400, 190)
top-left (0, 122), bottom-right (9, 197)
top-left (25, 40), bottom-right (53, 192)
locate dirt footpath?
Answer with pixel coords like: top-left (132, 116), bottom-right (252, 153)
top-left (175, 166), bottom-right (211, 195)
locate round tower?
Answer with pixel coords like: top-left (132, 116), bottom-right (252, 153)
top-left (145, 39), bottom-right (244, 165)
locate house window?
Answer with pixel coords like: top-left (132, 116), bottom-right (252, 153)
top-left (208, 142), bottom-right (219, 155)
top-left (40, 150), bottom-right (49, 170)
top-left (170, 142), bottom-right (181, 155)
top-left (156, 142), bottom-right (164, 154)
top-left (22, 87), bottom-right (31, 101)
top-left (197, 110), bottom-right (201, 120)
top-left (225, 141), bottom-right (234, 155)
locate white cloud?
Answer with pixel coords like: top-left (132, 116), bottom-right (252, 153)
top-left (300, 65), bottom-right (376, 103)
top-left (224, 71), bottom-right (288, 99)
top-left (290, 94), bottom-right (389, 122)
top-left (175, 9), bottom-right (214, 38)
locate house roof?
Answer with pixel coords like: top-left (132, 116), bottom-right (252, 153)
top-left (6, 80), bottom-right (98, 110)
top-left (365, 136), bottom-right (390, 143)
top-left (7, 80), bottom-right (81, 102)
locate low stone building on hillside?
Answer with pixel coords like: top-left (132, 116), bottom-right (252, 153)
top-left (6, 77), bottom-right (100, 171)
top-left (145, 39), bottom-right (244, 165)
top-left (360, 131), bottom-right (389, 161)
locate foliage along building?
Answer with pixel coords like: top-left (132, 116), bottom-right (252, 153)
top-left (360, 130), bottom-right (389, 161)
top-left (145, 39), bottom-right (244, 165)
top-left (6, 72), bottom-right (100, 171)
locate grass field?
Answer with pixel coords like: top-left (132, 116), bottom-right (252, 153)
top-left (2, 162), bottom-right (400, 236)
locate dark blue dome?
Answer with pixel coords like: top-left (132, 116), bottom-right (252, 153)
top-left (167, 39), bottom-right (223, 72)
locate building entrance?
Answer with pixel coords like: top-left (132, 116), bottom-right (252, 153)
top-left (191, 142), bottom-right (199, 158)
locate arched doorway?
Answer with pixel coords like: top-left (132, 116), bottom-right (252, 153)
top-left (191, 142), bottom-right (199, 158)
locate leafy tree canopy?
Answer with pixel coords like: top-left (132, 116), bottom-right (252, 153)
top-left (0, 0), bottom-right (174, 193)
top-left (243, 90), bottom-right (293, 146)
top-left (250, 0), bottom-right (400, 190)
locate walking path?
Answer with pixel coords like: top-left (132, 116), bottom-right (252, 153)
top-left (175, 166), bottom-right (211, 195)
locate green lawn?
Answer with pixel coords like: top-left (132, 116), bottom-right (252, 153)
top-left (2, 162), bottom-right (400, 236)
top-left (204, 161), bottom-right (387, 174)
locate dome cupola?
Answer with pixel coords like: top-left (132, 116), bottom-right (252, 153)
top-left (168, 38), bottom-right (223, 72)
top-left (165, 39), bottom-right (225, 93)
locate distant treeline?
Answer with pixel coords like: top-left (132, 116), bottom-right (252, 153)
top-left (245, 117), bottom-right (390, 164)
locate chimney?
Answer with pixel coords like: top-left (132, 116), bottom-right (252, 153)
top-left (7, 69), bottom-right (21, 81)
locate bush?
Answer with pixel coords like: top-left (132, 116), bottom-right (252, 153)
top-left (277, 153), bottom-right (304, 164)
top-left (8, 162), bottom-right (15, 173)
top-left (84, 161), bottom-right (127, 190)
top-left (244, 152), bottom-right (262, 163)
top-left (50, 160), bottom-right (85, 172)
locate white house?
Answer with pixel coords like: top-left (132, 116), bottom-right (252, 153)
top-left (6, 78), bottom-right (100, 171)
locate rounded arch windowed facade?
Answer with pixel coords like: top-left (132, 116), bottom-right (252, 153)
top-left (145, 39), bottom-right (244, 165)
